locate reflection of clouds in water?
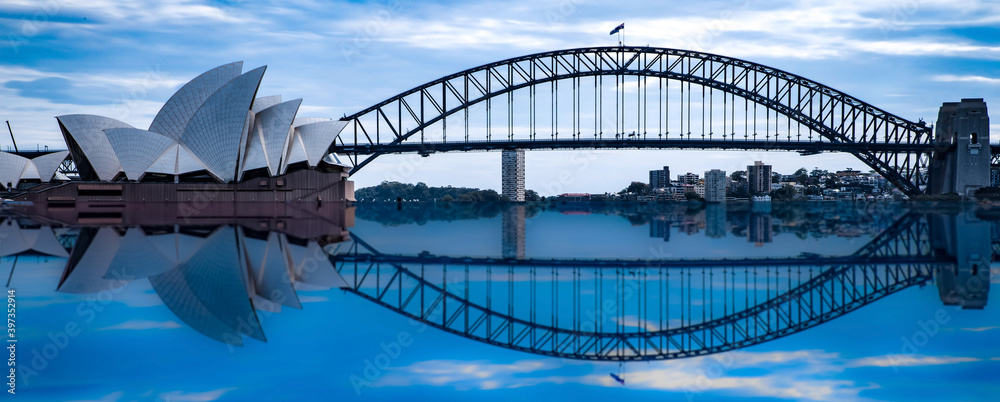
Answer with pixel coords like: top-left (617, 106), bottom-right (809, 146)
top-left (375, 351), bottom-right (859, 400)
top-left (377, 350), bottom-right (986, 400)
top-left (98, 319), bottom-right (182, 331)
top-left (957, 326), bottom-right (1000, 332)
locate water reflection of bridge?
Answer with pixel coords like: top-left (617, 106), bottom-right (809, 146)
top-left (332, 210), bottom-right (991, 361)
top-left (4, 205), bottom-right (993, 357)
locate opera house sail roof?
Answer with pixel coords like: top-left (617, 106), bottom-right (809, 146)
top-left (52, 62), bottom-right (348, 184)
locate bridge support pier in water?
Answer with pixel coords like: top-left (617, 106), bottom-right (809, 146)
top-left (930, 211), bottom-right (991, 309)
top-left (929, 98), bottom-right (991, 197)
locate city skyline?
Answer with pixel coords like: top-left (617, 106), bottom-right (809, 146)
top-left (1, 1), bottom-right (998, 195)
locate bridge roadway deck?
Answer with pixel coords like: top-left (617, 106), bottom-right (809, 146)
top-left (336, 138), bottom-right (969, 155)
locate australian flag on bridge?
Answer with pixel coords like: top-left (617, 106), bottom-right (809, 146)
top-left (609, 23), bottom-right (624, 35)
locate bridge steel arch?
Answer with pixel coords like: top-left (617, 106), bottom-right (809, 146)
top-left (336, 47), bottom-right (936, 196)
top-left (333, 214), bottom-right (940, 361)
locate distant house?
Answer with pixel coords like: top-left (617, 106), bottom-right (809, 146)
top-left (556, 193), bottom-right (591, 202)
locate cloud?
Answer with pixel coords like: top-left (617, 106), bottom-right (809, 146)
top-left (157, 388), bottom-right (237, 402)
top-left (67, 391), bottom-right (124, 402)
top-left (98, 320), bottom-right (182, 331)
top-left (297, 295), bottom-right (331, 303)
top-left (848, 355), bottom-right (981, 368)
top-left (933, 75), bottom-right (1000, 85)
top-left (959, 326), bottom-right (1000, 332)
top-left (6, 77), bottom-right (108, 105)
top-left (376, 351), bottom-right (877, 400)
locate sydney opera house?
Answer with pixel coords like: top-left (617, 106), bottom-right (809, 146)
top-left (6, 62), bottom-right (354, 205)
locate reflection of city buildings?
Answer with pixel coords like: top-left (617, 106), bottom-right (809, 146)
top-left (748, 213), bottom-right (773, 245)
top-left (649, 218), bottom-right (671, 241)
top-left (502, 206), bottom-right (526, 259)
top-left (704, 204), bottom-right (727, 238)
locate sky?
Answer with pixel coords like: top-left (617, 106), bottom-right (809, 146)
top-left (1, 0), bottom-right (999, 195)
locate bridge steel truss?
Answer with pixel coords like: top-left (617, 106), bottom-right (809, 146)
top-left (332, 214), bottom-right (945, 361)
top-left (336, 47), bottom-right (937, 195)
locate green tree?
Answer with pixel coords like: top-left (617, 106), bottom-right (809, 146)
top-left (770, 185), bottom-right (798, 201)
top-left (525, 189), bottom-right (541, 201)
top-left (685, 192), bottom-right (704, 202)
top-left (623, 181), bottom-right (650, 195)
top-left (793, 168), bottom-right (809, 185)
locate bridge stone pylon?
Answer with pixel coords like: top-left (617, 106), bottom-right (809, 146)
top-left (928, 98), bottom-right (991, 196)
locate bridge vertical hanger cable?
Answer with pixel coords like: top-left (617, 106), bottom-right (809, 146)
top-left (572, 58), bottom-right (577, 139)
top-left (723, 66), bottom-right (727, 140)
top-left (765, 76), bottom-right (770, 141)
top-left (615, 50), bottom-right (620, 138)
top-left (679, 58), bottom-right (684, 138)
top-left (753, 70), bottom-right (758, 141)
top-left (465, 75), bottom-right (469, 142)
top-left (531, 60), bottom-right (536, 140)
top-left (659, 58), bottom-right (663, 139)
top-left (555, 57), bottom-right (559, 140)
top-left (710, 76), bottom-right (714, 140)
top-left (639, 52), bottom-right (643, 139)
top-left (508, 64), bottom-right (513, 141)
top-left (487, 68), bottom-right (492, 142)
top-left (687, 58), bottom-right (692, 140)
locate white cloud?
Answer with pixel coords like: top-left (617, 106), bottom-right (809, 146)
top-left (848, 355), bottom-right (981, 368)
top-left (2, 0), bottom-right (253, 26)
top-left (376, 351), bottom-right (877, 400)
top-left (933, 75), bottom-right (1000, 85)
top-left (959, 326), bottom-right (1000, 332)
top-left (157, 388), bottom-right (237, 402)
top-left (98, 320), bottom-right (182, 331)
top-left (67, 391), bottom-right (124, 402)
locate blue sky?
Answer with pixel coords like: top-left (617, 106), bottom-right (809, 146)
top-left (1, 0), bottom-right (999, 194)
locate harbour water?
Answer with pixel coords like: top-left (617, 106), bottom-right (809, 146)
top-left (10, 201), bottom-right (999, 401)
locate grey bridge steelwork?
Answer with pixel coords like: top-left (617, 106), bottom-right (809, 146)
top-left (335, 46), bottom-right (947, 196)
top-left (333, 213), bottom-right (943, 361)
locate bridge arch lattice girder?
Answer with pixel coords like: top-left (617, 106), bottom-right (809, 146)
top-left (336, 251), bottom-right (934, 362)
top-left (333, 214), bottom-right (940, 361)
top-left (337, 47), bottom-right (934, 195)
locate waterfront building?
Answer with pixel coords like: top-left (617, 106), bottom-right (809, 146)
top-left (649, 166), bottom-right (670, 189)
top-left (748, 161), bottom-right (772, 195)
top-left (502, 149), bottom-right (526, 202)
top-left (677, 172), bottom-right (699, 185)
top-left (704, 169), bottom-right (728, 202)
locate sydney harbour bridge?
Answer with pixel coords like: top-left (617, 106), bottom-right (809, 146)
top-left (332, 46), bottom-right (995, 197)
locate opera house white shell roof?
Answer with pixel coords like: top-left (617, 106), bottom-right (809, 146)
top-left (56, 62), bottom-right (348, 183)
top-left (0, 150), bottom-right (70, 190)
